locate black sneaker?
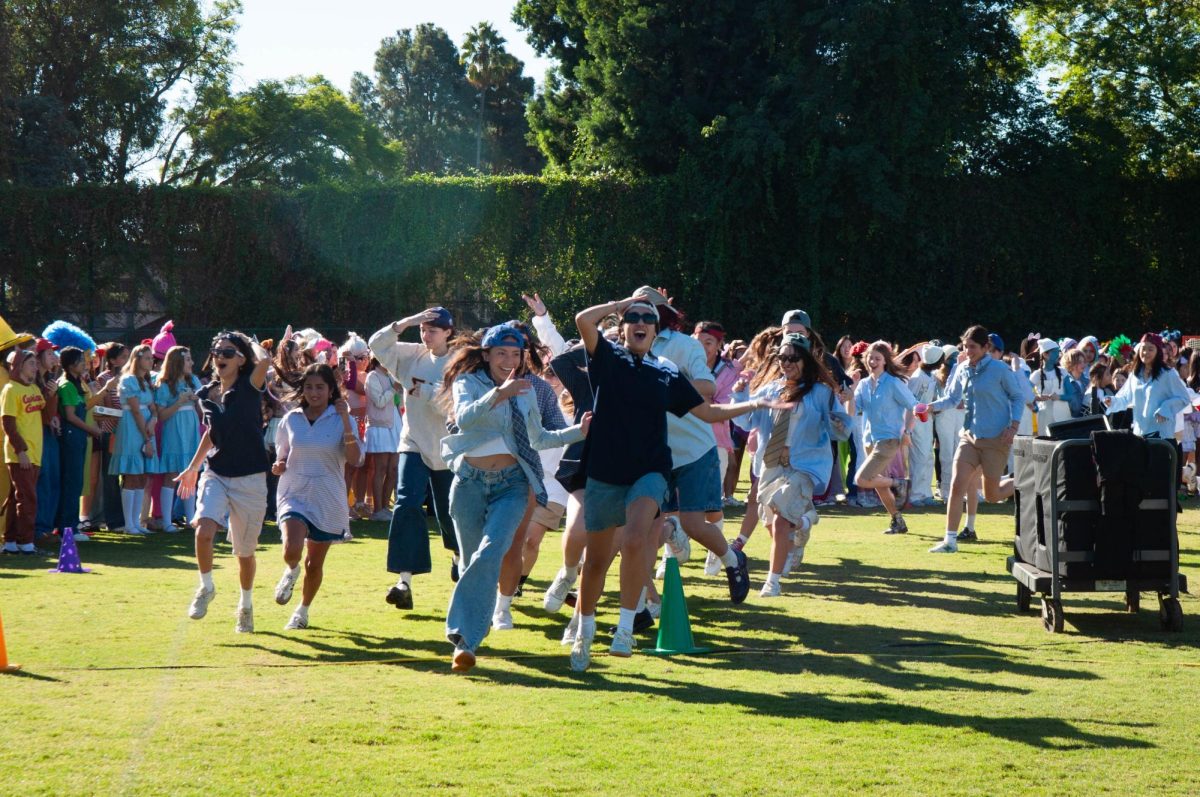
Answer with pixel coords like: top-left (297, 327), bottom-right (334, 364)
top-left (514, 574), bottom-right (528, 598)
top-left (608, 608), bottom-right (655, 637)
top-left (957, 527), bottom-right (977, 542)
top-left (884, 514), bottom-right (908, 534)
top-left (726, 548), bottom-right (750, 604)
top-left (385, 583), bottom-right (413, 610)
top-left (450, 557), bottom-right (460, 583)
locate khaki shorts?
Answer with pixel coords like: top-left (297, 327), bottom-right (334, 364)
top-left (195, 471), bottom-right (267, 557)
top-left (529, 500), bottom-right (565, 530)
top-left (757, 466), bottom-right (818, 540)
top-left (954, 433), bottom-right (1011, 482)
top-left (857, 438), bottom-right (902, 482)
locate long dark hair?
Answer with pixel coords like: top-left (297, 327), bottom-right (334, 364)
top-left (205, 331), bottom-right (257, 378)
top-left (1187, 351), bottom-right (1200, 392)
top-left (1134, 341), bottom-right (1167, 381)
top-left (291, 363), bottom-right (342, 409)
top-left (103, 342), bottom-right (128, 372)
top-left (59, 347), bottom-right (85, 393)
top-left (780, 342), bottom-right (837, 404)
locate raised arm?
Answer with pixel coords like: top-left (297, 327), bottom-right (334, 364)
top-left (575, 298), bottom-right (633, 354)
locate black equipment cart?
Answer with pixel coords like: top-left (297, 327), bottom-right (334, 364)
top-left (1007, 427), bottom-right (1187, 633)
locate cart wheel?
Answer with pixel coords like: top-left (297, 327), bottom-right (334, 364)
top-left (1125, 590), bottom-right (1140, 613)
top-left (1159, 595), bottom-right (1184, 633)
top-left (1016, 583), bottom-right (1031, 612)
top-left (1041, 597), bottom-right (1064, 633)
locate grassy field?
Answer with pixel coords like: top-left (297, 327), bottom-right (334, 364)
top-left (2, 489), bottom-right (1199, 796)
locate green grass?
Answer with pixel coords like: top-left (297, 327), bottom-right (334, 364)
top-left (3, 487), bottom-right (1200, 796)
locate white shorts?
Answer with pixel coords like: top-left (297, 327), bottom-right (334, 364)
top-left (195, 471), bottom-right (267, 557)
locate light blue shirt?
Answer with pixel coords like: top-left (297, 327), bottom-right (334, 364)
top-left (651, 329), bottom-right (717, 468)
top-left (930, 356), bottom-right (1024, 439)
top-left (441, 371), bottom-right (585, 496)
top-left (854, 372), bottom-right (918, 445)
top-left (733, 381), bottom-right (850, 495)
top-left (1106, 367), bottom-right (1192, 438)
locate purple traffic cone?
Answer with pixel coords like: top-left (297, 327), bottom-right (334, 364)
top-left (49, 527), bottom-right (91, 574)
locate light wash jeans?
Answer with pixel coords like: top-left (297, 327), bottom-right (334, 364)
top-left (445, 462), bottom-right (530, 653)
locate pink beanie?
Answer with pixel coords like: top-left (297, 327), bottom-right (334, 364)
top-left (152, 320), bottom-right (176, 359)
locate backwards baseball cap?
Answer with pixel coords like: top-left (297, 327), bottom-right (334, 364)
top-left (481, 323), bottom-right (526, 350)
top-left (780, 332), bottom-right (811, 351)
top-left (921, 345), bottom-right (945, 366)
top-left (941, 344), bottom-right (959, 360)
top-left (781, 309), bottom-right (811, 329)
top-left (988, 333), bottom-right (1004, 352)
top-left (425, 306), bottom-right (454, 330)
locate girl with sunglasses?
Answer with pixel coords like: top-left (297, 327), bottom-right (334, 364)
top-left (566, 297), bottom-right (777, 672)
top-left (177, 331), bottom-right (273, 633)
top-left (108, 343), bottom-right (160, 536)
top-left (733, 333), bottom-right (849, 595)
top-left (438, 323), bottom-right (588, 672)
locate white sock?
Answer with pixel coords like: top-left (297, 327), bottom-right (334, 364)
top-left (945, 529), bottom-right (958, 543)
top-left (285, 564), bottom-right (300, 579)
top-left (720, 547), bottom-right (739, 568)
top-left (617, 607), bottom-right (637, 633)
top-left (294, 604), bottom-right (309, 619)
top-left (635, 586), bottom-right (648, 613)
top-left (496, 593), bottom-right (514, 611)
top-left (159, 486), bottom-right (176, 524)
top-left (580, 614), bottom-right (596, 638)
top-left (130, 490), bottom-right (145, 531)
top-left (239, 588), bottom-right (253, 610)
top-left (563, 565), bottom-right (579, 580)
top-left (200, 571), bottom-right (214, 591)
top-left (735, 534), bottom-right (749, 545)
top-left (765, 572), bottom-right (782, 587)
top-left (121, 489), bottom-right (137, 532)
top-left (397, 572), bottom-right (412, 587)
top-left (966, 512), bottom-right (977, 530)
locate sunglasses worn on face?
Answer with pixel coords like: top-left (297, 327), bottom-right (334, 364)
top-left (211, 347), bottom-right (239, 359)
top-left (623, 312), bottom-right (657, 325)
top-left (779, 355), bottom-right (802, 363)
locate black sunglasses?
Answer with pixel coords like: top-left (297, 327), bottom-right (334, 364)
top-left (779, 354), bottom-right (802, 363)
top-left (211, 347), bottom-right (240, 359)
top-left (622, 312), bottom-right (658, 325)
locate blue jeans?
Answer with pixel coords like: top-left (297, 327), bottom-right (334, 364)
top-left (444, 462), bottom-right (529, 653)
top-left (386, 452), bottom-right (457, 575)
top-left (56, 424), bottom-right (88, 531)
top-left (35, 426), bottom-right (61, 536)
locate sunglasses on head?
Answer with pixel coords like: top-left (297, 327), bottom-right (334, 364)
top-left (211, 347), bottom-right (240, 359)
top-left (622, 312), bottom-right (658, 325)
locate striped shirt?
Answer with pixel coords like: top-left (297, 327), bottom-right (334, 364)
top-left (274, 406), bottom-right (365, 537)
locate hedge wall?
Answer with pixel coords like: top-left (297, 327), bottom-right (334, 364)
top-left (1, 175), bottom-right (1198, 347)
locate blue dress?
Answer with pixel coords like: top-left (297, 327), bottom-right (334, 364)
top-left (155, 376), bottom-right (202, 472)
top-left (109, 375), bottom-right (161, 475)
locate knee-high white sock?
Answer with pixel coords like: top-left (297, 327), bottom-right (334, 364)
top-left (130, 489), bottom-right (145, 531)
top-left (160, 486), bottom-right (176, 525)
top-left (121, 489), bottom-right (138, 532)
top-left (966, 511), bottom-right (977, 530)
top-left (181, 494), bottom-right (196, 524)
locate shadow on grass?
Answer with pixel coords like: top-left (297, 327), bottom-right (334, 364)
top-left (0, 668), bottom-right (64, 682)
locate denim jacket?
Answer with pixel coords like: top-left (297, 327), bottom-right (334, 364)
top-left (732, 381), bottom-right (849, 495)
top-left (441, 371), bottom-right (585, 495)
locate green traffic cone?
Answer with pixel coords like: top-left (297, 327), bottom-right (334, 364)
top-left (647, 556), bottom-right (711, 655)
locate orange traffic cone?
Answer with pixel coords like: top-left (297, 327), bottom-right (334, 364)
top-left (0, 609), bottom-right (20, 673)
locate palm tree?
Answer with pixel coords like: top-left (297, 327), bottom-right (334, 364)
top-left (461, 21), bottom-right (517, 171)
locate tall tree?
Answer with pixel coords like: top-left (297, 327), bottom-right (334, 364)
top-left (350, 24), bottom-right (474, 174)
top-left (461, 22), bottom-right (542, 173)
top-left (0, 0), bottom-right (240, 185)
top-left (159, 77), bottom-right (402, 187)
top-left (1022, 0), bottom-right (1200, 176)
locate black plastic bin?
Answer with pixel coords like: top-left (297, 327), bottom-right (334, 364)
top-left (1007, 432), bottom-right (1187, 633)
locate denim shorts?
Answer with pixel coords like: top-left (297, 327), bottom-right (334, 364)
top-left (584, 473), bottom-right (668, 532)
top-left (278, 512), bottom-right (347, 544)
top-left (663, 445), bottom-right (723, 513)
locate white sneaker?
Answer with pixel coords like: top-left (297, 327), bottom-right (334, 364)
top-left (73, 531), bottom-right (90, 542)
top-left (569, 627), bottom-right (594, 671)
top-left (163, 525), bottom-right (181, 534)
top-left (646, 600), bottom-right (661, 620)
top-left (703, 549), bottom-right (722, 576)
top-left (655, 549), bottom-right (668, 580)
top-left (561, 613), bottom-right (580, 646)
top-left (782, 546), bottom-right (805, 576)
top-left (543, 567), bottom-right (577, 613)
top-left (492, 606), bottom-right (514, 631)
top-left (760, 580), bottom-right (782, 598)
top-left (663, 515), bottom-right (691, 563)
top-left (126, 528), bottom-right (149, 536)
top-left (929, 538), bottom-right (959, 554)
top-left (235, 606), bottom-right (254, 633)
top-left (610, 626), bottom-right (636, 658)
top-left (188, 586), bottom-right (215, 619)
top-left (369, 509), bottom-right (393, 522)
top-left (274, 568), bottom-right (299, 605)
top-left (284, 611), bottom-right (308, 630)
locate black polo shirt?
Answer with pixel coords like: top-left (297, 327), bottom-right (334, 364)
top-left (584, 337), bottom-right (703, 485)
top-left (197, 373), bottom-right (269, 478)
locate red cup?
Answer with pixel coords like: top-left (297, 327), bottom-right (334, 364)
top-left (915, 403), bottom-right (930, 422)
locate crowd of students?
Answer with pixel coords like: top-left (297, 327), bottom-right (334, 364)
top-left (1, 300), bottom-right (1195, 673)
